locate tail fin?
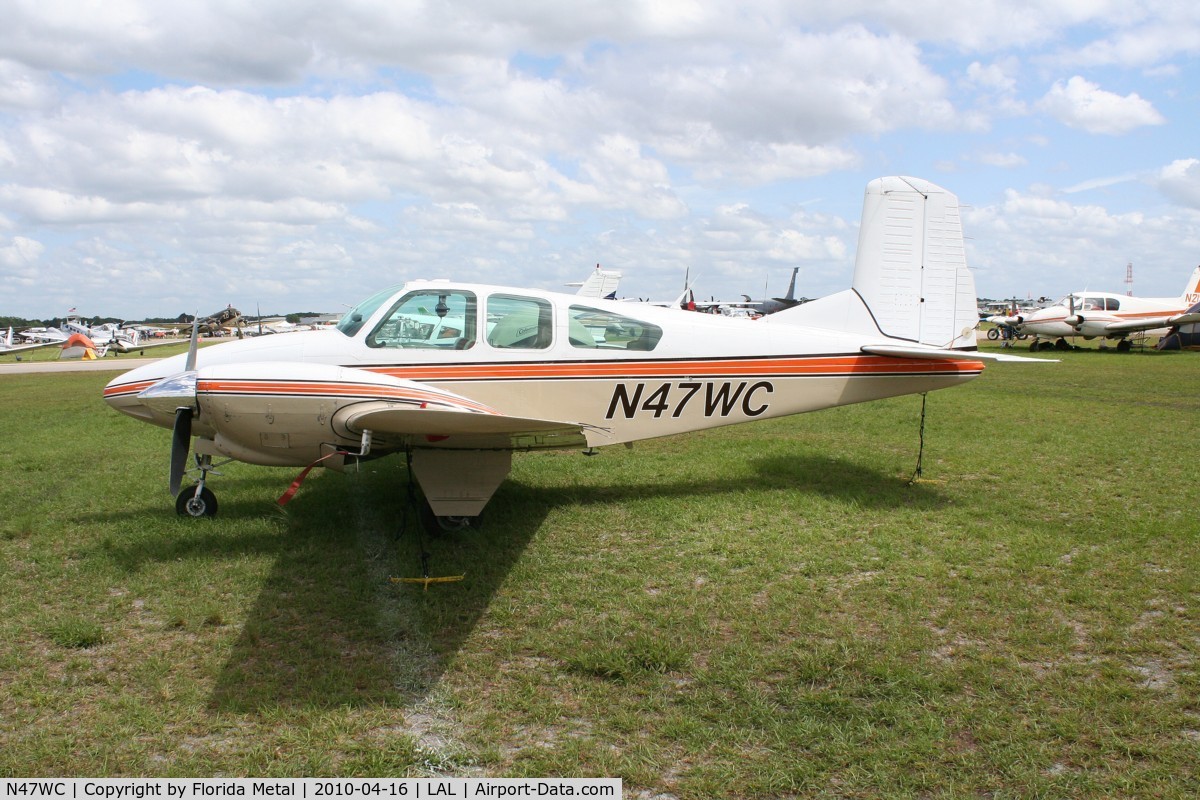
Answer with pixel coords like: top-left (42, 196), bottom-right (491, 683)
top-left (572, 265), bottom-right (622, 300)
top-left (1182, 265), bottom-right (1200, 306)
top-left (779, 267), bottom-right (799, 302)
top-left (764, 176), bottom-right (978, 349)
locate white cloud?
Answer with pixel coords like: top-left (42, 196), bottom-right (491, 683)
top-left (978, 152), bottom-right (1027, 168)
top-left (0, 59), bottom-right (59, 110)
top-left (965, 184), bottom-right (1200, 299)
top-left (1037, 76), bottom-right (1165, 135)
top-left (0, 235), bottom-right (44, 268)
top-left (1156, 158), bottom-right (1200, 209)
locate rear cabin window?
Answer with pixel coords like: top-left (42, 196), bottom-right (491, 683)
top-left (486, 294), bottom-right (553, 349)
top-left (568, 305), bottom-right (663, 351)
top-left (367, 290), bottom-right (478, 349)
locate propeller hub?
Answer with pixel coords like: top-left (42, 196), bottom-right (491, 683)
top-left (137, 371), bottom-right (198, 416)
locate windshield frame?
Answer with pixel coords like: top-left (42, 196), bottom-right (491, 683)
top-left (336, 285), bottom-right (402, 337)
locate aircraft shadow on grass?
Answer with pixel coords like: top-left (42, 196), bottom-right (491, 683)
top-left (97, 453), bottom-right (942, 712)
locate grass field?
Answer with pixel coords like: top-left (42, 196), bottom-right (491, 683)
top-left (1, 345), bottom-right (1197, 797)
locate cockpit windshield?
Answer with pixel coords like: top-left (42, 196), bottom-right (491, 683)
top-left (336, 285), bottom-right (401, 337)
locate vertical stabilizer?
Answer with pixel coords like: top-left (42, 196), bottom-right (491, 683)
top-left (782, 267), bottom-right (799, 301)
top-left (1181, 265), bottom-right (1200, 306)
top-left (852, 177), bottom-right (978, 349)
top-left (573, 265), bottom-right (623, 300)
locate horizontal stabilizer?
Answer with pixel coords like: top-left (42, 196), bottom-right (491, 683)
top-left (862, 344), bottom-right (1056, 363)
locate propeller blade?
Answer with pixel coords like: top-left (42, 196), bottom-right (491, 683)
top-left (184, 314), bottom-right (200, 372)
top-left (170, 407), bottom-right (193, 496)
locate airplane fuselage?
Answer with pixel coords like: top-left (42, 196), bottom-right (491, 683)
top-left (1018, 292), bottom-right (1190, 340)
top-left (104, 280), bottom-right (983, 470)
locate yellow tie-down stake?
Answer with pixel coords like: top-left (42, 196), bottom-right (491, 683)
top-left (390, 574), bottom-right (465, 591)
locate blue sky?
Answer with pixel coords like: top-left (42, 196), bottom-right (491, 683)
top-left (1, 1), bottom-right (1198, 318)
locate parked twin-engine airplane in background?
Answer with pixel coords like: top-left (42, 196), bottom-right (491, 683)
top-left (103, 177), bottom-right (1043, 528)
top-left (999, 267), bottom-right (1200, 352)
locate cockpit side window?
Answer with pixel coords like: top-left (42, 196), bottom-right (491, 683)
top-left (568, 305), bottom-right (662, 351)
top-left (1106, 298), bottom-right (1121, 311)
top-left (367, 290), bottom-right (478, 349)
top-left (486, 295), bottom-right (553, 349)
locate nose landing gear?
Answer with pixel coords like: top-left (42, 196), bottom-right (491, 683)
top-left (174, 453), bottom-right (226, 517)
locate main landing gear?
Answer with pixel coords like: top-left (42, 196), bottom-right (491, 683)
top-left (418, 499), bottom-right (480, 535)
top-left (1030, 338), bottom-right (1073, 352)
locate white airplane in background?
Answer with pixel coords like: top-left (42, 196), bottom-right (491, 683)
top-left (107, 328), bottom-right (185, 355)
top-left (13, 326), bottom-right (67, 345)
top-left (103, 177), bottom-right (1044, 533)
top-left (1001, 267), bottom-right (1200, 352)
top-left (1, 327), bottom-right (63, 355)
top-left (55, 318), bottom-right (181, 356)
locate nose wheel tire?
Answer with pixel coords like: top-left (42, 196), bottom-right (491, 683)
top-left (176, 486), bottom-right (219, 517)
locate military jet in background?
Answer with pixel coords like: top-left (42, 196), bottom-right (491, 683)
top-left (685, 267), bottom-right (809, 317)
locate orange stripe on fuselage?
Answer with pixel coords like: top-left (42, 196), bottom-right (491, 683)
top-left (102, 379), bottom-right (157, 398)
top-left (195, 379), bottom-right (501, 415)
top-left (1037, 308), bottom-right (1185, 325)
top-left (363, 354), bottom-right (985, 381)
top-left (106, 355), bottom-right (983, 405)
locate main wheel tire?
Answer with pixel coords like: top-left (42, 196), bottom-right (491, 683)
top-left (176, 486), bottom-right (218, 517)
top-left (418, 498), bottom-right (479, 535)
top-left (986, 328), bottom-right (999, 340)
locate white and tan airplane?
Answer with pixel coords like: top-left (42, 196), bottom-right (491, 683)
top-left (1, 327), bottom-right (64, 356)
top-left (103, 177), bottom-right (1042, 526)
top-left (1002, 267), bottom-right (1200, 352)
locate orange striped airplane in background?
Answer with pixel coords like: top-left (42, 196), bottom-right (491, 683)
top-left (999, 266), bottom-right (1200, 352)
top-left (103, 177), bottom-right (1044, 528)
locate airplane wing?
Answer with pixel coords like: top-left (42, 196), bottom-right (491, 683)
top-left (109, 338), bottom-right (184, 354)
top-left (1103, 311), bottom-right (1200, 334)
top-left (862, 344), bottom-right (1055, 363)
top-left (333, 400), bottom-right (593, 450)
top-left (0, 339), bottom-right (63, 355)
